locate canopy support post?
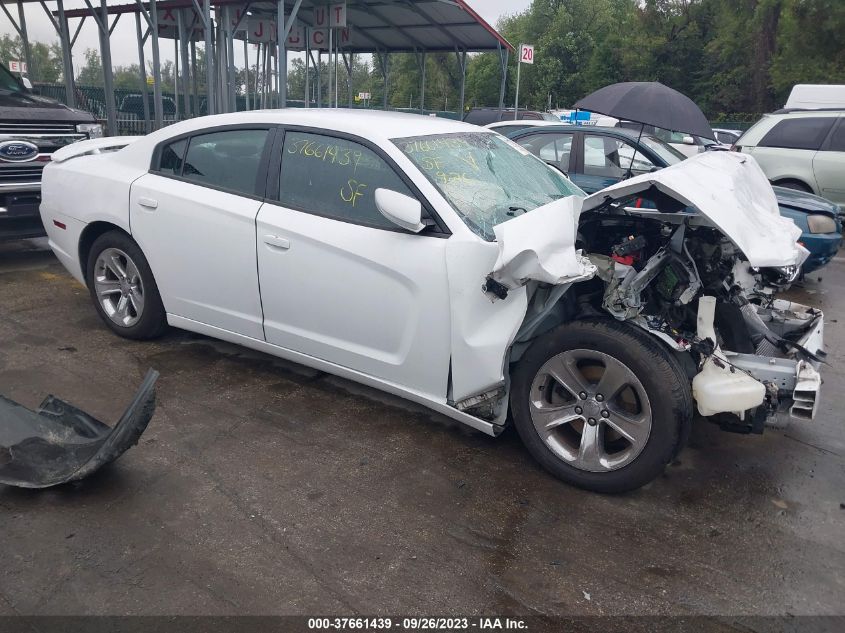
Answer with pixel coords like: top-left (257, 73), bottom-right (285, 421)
top-left (55, 0), bottom-right (76, 107)
top-left (455, 48), bottom-right (466, 117)
top-left (497, 42), bottom-right (508, 115)
top-left (17, 1), bottom-right (34, 81)
top-left (134, 11), bottom-right (151, 133)
top-left (178, 10), bottom-right (191, 118)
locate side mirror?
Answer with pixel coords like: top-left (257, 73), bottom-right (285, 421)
top-left (21, 77), bottom-right (33, 90)
top-left (375, 188), bottom-right (425, 233)
top-left (682, 135), bottom-right (695, 145)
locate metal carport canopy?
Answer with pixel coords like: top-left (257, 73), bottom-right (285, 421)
top-left (54, 0), bottom-right (514, 53)
top-left (5, 0), bottom-right (514, 130)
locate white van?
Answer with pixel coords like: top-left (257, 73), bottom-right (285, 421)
top-left (785, 85), bottom-right (845, 110)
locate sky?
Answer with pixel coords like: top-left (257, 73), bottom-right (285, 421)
top-left (1, 0), bottom-right (532, 76)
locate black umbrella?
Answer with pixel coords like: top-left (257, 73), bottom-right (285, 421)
top-left (573, 81), bottom-right (715, 140)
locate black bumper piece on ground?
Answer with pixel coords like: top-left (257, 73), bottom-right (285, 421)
top-left (0, 369), bottom-right (159, 488)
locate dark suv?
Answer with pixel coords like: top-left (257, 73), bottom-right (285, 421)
top-left (0, 63), bottom-right (101, 240)
top-left (463, 107), bottom-right (559, 125)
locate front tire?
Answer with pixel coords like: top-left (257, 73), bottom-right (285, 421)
top-left (86, 230), bottom-right (167, 340)
top-left (510, 319), bottom-right (692, 493)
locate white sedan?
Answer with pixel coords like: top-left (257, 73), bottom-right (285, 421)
top-left (41, 110), bottom-right (824, 492)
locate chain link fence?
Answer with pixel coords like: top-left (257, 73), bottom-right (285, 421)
top-left (31, 83), bottom-right (462, 136)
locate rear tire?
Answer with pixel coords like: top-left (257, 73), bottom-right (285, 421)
top-left (510, 319), bottom-right (692, 493)
top-left (86, 230), bottom-right (167, 340)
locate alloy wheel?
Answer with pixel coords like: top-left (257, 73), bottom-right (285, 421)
top-left (528, 349), bottom-right (652, 472)
top-left (93, 247), bottom-right (145, 328)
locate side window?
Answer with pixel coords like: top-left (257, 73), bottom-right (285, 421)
top-left (158, 138), bottom-right (187, 176)
top-left (584, 135), bottom-right (654, 177)
top-left (181, 129), bottom-right (269, 195)
top-left (517, 133), bottom-right (573, 170)
top-left (279, 131), bottom-right (416, 229)
top-left (825, 119), bottom-right (845, 152)
top-left (615, 140), bottom-right (656, 175)
top-left (759, 117), bottom-right (835, 150)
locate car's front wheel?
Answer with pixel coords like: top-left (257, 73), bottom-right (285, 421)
top-left (510, 319), bottom-right (692, 493)
top-left (86, 230), bottom-right (167, 340)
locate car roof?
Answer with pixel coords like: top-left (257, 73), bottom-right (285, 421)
top-left (149, 109), bottom-right (483, 144)
top-left (507, 124), bottom-right (654, 141)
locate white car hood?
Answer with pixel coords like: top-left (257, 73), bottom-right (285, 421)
top-left (582, 151), bottom-right (808, 268)
top-left (490, 196), bottom-right (595, 289)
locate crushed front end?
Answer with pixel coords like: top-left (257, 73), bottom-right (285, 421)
top-left (577, 152), bottom-right (824, 433)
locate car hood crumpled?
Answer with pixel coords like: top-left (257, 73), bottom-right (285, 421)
top-left (490, 196), bottom-right (596, 289)
top-left (582, 151), bottom-right (808, 268)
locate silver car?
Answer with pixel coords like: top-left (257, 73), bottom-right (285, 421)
top-left (735, 110), bottom-right (845, 209)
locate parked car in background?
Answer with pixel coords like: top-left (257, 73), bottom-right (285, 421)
top-left (713, 128), bottom-right (742, 145)
top-left (485, 119), bottom-right (560, 135)
top-left (734, 110), bottom-right (845, 210)
top-left (118, 93), bottom-right (178, 120)
top-left (0, 61), bottom-right (101, 240)
top-left (508, 124), bottom-right (842, 273)
top-left (463, 107), bottom-right (559, 125)
top-left (40, 110), bottom-right (823, 492)
top-left (785, 84), bottom-right (845, 110)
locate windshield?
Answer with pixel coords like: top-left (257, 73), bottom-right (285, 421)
top-left (540, 112), bottom-right (561, 122)
top-left (394, 132), bottom-right (584, 241)
top-left (640, 135), bottom-right (687, 165)
top-left (0, 64), bottom-right (25, 94)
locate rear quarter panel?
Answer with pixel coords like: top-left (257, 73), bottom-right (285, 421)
top-left (41, 154), bottom-right (147, 284)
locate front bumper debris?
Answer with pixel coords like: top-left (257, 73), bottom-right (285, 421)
top-left (0, 369), bottom-right (158, 488)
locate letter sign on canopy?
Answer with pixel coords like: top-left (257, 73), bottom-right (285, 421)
top-left (330, 3), bottom-right (347, 27)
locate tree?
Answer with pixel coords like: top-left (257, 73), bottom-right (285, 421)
top-left (0, 34), bottom-right (63, 83)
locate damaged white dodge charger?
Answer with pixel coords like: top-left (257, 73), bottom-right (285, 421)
top-left (40, 111), bottom-right (824, 492)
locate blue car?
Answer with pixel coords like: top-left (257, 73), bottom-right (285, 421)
top-left (507, 125), bottom-right (842, 273)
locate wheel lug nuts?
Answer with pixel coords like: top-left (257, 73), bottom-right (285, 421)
top-left (579, 392), bottom-right (588, 400)
top-left (601, 410), bottom-right (609, 418)
top-left (587, 418), bottom-right (597, 426)
top-left (596, 394), bottom-right (604, 402)
top-left (575, 406), bottom-right (583, 414)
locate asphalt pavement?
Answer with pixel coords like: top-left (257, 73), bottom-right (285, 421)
top-left (0, 238), bottom-right (843, 616)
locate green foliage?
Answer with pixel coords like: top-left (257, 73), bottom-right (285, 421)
top-left (464, 0), bottom-right (845, 117)
top-left (0, 34), bottom-right (63, 83)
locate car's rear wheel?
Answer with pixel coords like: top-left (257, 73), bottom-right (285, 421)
top-left (86, 231), bottom-right (167, 340)
top-left (510, 319), bottom-right (692, 493)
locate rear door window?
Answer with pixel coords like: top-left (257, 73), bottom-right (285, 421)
top-left (158, 138), bottom-right (187, 176)
top-left (517, 132), bottom-right (574, 171)
top-left (181, 129), bottom-right (270, 195)
top-left (759, 117), bottom-right (835, 150)
top-left (278, 131), bottom-right (416, 229)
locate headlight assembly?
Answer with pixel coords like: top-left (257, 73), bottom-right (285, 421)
top-left (806, 214), bottom-right (837, 234)
top-left (76, 123), bottom-right (104, 139)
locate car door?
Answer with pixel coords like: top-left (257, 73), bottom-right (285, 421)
top-left (130, 127), bottom-right (273, 340)
top-left (513, 131), bottom-right (575, 176)
top-left (255, 129), bottom-right (452, 399)
top-left (813, 117), bottom-right (845, 207)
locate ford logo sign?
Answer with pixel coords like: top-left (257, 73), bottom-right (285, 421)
top-left (0, 140), bottom-right (39, 162)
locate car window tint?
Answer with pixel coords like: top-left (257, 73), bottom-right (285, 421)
top-left (182, 129), bottom-right (269, 195)
top-left (759, 117), bottom-right (834, 150)
top-left (517, 133), bottom-right (573, 171)
top-left (159, 138), bottom-right (187, 176)
top-left (825, 119), bottom-right (845, 152)
top-left (279, 131), bottom-right (415, 229)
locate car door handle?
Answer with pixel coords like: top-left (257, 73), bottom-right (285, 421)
top-left (138, 197), bottom-right (158, 209)
top-left (263, 235), bottom-right (290, 250)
